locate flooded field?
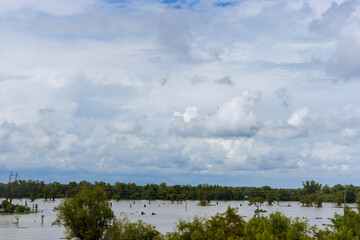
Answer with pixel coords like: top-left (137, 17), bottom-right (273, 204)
top-left (0, 199), bottom-right (351, 240)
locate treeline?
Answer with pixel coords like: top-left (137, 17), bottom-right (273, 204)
top-left (0, 179), bottom-right (358, 205)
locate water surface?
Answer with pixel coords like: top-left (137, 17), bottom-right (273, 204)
top-left (0, 199), bottom-right (350, 240)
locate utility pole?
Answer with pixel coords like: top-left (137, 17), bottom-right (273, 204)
top-left (344, 183), bottom-right (347, 207)
top-left (5, 171), bottom-right (13, 202)
top-left (11, 172), bottom-right (20, 203)
top-left (5, 172), bottom-right (20, 204)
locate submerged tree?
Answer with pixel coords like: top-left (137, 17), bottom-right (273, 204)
top-left (300, 194), bottom-right (313, 207)
top-left (265, 190), bottom-right (274, 205)
top-left (249, 196), bottom-right (266, 218)
top-left (302, 180), bottom-right (322, 195)
top-left (314, 191), bottom-right (324, 208)
top-left (53, 187), bottom-right (114, 240)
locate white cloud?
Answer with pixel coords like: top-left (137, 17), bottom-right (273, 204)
top-left (259, 107), bottom-right (310, 139)
top-left (179, 137), bottom-right (301, 174)
top-left (259, 103), bottom-right (360, 140)
top-left (340, 127), bottom-right (360, 138)
top-left (171, 91), bottom-right (261, 138)
top-left (309, 0), bottom-right (360, 78)
top-left (173, 106), bottom-right (199, 123)
top-left (259, 121), bottom-right (306, 139)
top-left (58, 133), bottom-right (79, 151)
top-left (287, 107), bottom-right (309, 127)
top-left (312, 141), bottom-right (350, 162)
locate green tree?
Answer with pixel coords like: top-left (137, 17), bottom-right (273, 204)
top-left (1, 200), bottom-right (15, 213)
top-left (322, 184), bottom-right (331, 194)
top-left (106, 217), bottom-right (160, 240)
top-left (164, 216), bottom-right (207, 240)
top-left (249, 196), bottom-right (266, 218)
top-left (333, 192), bottom-right (343, 207)
top-left (206, 206), bottom-right (245, 239)
top-left (356, 192), bottom-right (360, 206)
top-left (300, 194), bottom-right (313, 207)
top-left (244, 212), bottom-right (312, 240)
top-left (345, 185), bottom-right (356, 203)
top-left (265, 190), bottom-right (274, 205)
top-left (53, 187), bottom-right (114, 240)
top-left (326, 205), bottom-right (360, 239)
top-left (199, 199), bottom-right (208, 206)
top-left (302, 180), bottom-right (322, 195)
top-left (163, 207), bottom-right (245, 240)
top-left (144, 184), bottom-right (159, 200)
top-left (314, 191), bottom-right (324, 208)
top-left (29, 192), bottom-right (36, 202)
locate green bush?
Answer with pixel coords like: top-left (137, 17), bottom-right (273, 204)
top-left (0, 200), bottom-right (31, 213)
top-left (199, 200), bottom-right (207, 206)
top-left (324, 206), bottom-right (360, 239)
top-left (5, 203), bottom-right (15, 213)
top-left (164, 207), bottom-right (312, 240)
top-left (106, 217), bottom-right (160, 240)
top-left (15, 205), bottom-right (30, 213)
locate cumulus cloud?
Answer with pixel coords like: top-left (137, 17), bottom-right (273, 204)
top-left (179, 137), bottom-right (302, 175)
top-left (258, 103), bottom-right (360, 140)
top-left (309, 0), bottom-right (360, 78)
top-left (287, 107), bottom-right (309, 127)
top-left (259, 107), bottom-right (310, 139)
top-left (171, 91), bottom-right (261, 138)
top-left (310, 141), bottom-right (353, 173)
top-left (173, 106), bottom-right (199, 123)
top-left (309, 1), bottom-right (356, 37)
top-left (330, 27), bottom-right (360, 79)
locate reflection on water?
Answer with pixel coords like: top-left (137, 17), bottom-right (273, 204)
top-left (0, 198), bottom-right (351, 240)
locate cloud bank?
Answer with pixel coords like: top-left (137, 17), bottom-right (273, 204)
top-left (0, 0), bottom-right (360, 187)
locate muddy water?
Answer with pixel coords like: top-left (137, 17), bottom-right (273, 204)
top-left (0, 199), bottom-right (351, 240)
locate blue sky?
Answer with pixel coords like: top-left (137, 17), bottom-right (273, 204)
top-left (0, 0), bottom-right (360, 187)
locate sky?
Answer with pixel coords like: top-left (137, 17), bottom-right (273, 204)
top-left (0, 0), bottom-right (360, 188)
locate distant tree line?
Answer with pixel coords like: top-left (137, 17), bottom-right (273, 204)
top-left (0, 179), bottom-right (358, 206)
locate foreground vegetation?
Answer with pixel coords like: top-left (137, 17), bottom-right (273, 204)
top-left (0, 179), bottom-right (357, 208)
top-left (53, 187), bottom-right (360, 240)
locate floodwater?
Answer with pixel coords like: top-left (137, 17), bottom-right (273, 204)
top-left (0, 198), bottom-right (352, 240)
